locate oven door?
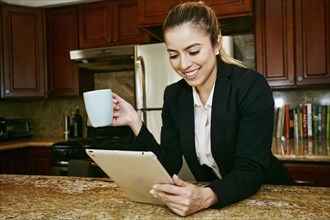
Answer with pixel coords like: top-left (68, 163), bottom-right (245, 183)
top-left (52, 160), bottom-right (69, 176)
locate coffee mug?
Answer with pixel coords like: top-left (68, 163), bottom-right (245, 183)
top-left (83, 89), bottom-right (113, 127)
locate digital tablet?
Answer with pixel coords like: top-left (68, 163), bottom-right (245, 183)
top-left (85, 149), bottom-right (174, 206)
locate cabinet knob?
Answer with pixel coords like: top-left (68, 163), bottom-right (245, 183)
top-left (297, 76), bottom-right (303, 82)
top-left (107, 38), bottom-right (112, 43)
top-left (113, 38), bottom-right (117, 42)
top-left (5, 89), bottom-right (10, 94)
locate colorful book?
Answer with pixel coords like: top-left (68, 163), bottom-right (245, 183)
top-left (302, 104), bottom-right (308, 139)
top-left (293, 109), bottom-right (299, 139)
top-left (327, 105), bottom-right (330, 139)
top-left (306, 103), bottom-right (313, 140)
top-left (320, 105), bottom-right (327, 139)
top-left (285, 104), bottom-right (290, 139)
top-left (312, 104), bottom-right (319, 140)
top-left (276, 106), bottom-right (285, 139)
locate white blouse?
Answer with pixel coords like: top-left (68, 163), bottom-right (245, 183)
top-left (192, 85), bottom-right (222, 179)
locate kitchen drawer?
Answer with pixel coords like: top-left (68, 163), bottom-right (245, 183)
top-left (284, 162), bottom-right (330, 187)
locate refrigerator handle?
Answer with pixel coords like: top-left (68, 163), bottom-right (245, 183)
top-left (135, 56), bottom-right (146, 111)
top-left (137, 109), bottom-right (147, 126)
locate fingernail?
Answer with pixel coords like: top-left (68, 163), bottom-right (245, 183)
top-left (150, 189), bottom-right (154, 195)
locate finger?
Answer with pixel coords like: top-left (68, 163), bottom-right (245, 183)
top-left (172, 174), bottom-right (185, 187)
top-left (112, 92), bottom-right (125, 103)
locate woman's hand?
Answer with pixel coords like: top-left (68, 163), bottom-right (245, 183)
top-left (150, 174), bottom-right (218, 217)
top-left (112, 93), bottom-right (142, 136)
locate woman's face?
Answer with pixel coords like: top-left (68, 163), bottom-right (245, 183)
top-left (164, 23), bottom-right (219, 91)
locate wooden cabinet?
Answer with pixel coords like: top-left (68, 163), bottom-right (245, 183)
top-left (255, 0), bottom-right (330, 88)
top-left (285, 162), bottom-right (330, 187)
top-left (294, 0), bottom-right (330, 86)
top-left (138, 0), bottom-right (252, 27)
top-left (1, 5), bottom-right (46, 98)
top-left (26, 147), bottom-right (51, 175)
top-left (0, 149), bottom-right (26, 174)
top-left (137, 0), bottom-right (179, 27)
top-left (0, 147), bottom-right (51, 175)
top-left (46, 6), bottom-right (93, 97)
top-left (78, 0), bottom-right (150, 49)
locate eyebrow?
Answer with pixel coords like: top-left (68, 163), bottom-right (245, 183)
top-left (167, 43), bottom-right (202, 53)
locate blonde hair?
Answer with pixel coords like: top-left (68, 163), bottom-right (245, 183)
top-left (163, 1), bottom-right (246, 68)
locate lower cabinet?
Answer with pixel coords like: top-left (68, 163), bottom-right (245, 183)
top-left (0, 149), bottom-right (26, 174)
top-left (26, 147), bottom-right (52, 175)
top-left (284, 162), bottom-right (330, 187)
top-left (0, 147), bottom-right (51, 175)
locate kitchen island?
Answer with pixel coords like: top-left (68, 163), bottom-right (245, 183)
top-left (1, 174), bottom-right (329, 219)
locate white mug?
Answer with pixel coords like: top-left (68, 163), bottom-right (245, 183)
top-left (83, 89), bottom-right (113, 127)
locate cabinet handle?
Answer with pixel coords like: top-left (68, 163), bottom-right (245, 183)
top-left (5, 89), bottom-right (10, 94)
top-left (297, 76), bottom-right (303, 82)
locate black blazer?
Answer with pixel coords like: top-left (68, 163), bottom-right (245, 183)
top-left (128, 61), bottom-right (293, 208)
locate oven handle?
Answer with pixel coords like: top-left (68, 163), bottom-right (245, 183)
top-left (54, 161), bottom-right (69, 166)
top-left (54, 160), bottom-right (98, 167)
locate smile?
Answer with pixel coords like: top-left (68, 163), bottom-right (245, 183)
top-left (184, 68), bottom-right (200, 79)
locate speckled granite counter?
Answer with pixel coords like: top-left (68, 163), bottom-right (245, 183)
top-left (0, 138), bottom-right (65, 151)
top-left (1, 175), bottom-right (329, 219)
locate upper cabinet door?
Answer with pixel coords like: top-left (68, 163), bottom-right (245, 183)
top-left (204, 0), bottom-right (252, 18)
top-left (47, 6), bottom-right (83, 97)
top-left (137, 0), bottom-right (179, 27)
top-left (255, 0), bottom-right (330, 88)
top-left (255, 0), bottom-right (295, 87)
top-left (78, 0), bottom-right (149, 49)
top-left (1, 5), bottom-right (46, 98)
top-left (294, 0), bottom-right (330, 86)
top-left (113, 0), bottom-right (150, 45)
top-left (78, 1), bottom-right (112, 48)
top-left (138, 0), bottom-right (252, 27)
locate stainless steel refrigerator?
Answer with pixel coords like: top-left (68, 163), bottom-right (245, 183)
top-left (134, 43), bottom-right (181, 142)
top-left (134, 43), bottom-right (195, 181)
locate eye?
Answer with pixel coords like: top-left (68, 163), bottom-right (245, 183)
top-left (169, 53), bottom-right (179, 59)
top-left (189, 50), bottom-right (200, 56)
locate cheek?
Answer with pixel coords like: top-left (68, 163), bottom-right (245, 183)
top-left (169, 59), bottom-right (179, 70)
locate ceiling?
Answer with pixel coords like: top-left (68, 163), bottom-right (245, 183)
top-left (1, 0), bottom-right (100, 7)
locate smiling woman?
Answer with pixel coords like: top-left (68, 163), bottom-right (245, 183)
top-left (1, 0), bottom-right (98, 7)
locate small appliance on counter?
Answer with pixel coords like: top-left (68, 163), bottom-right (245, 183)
top-left (0, 117), bottom-right (32, 141)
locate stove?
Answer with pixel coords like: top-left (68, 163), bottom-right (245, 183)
top-left (51, 126), bottom-right (130, 177)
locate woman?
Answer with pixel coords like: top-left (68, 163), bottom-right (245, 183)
top-left (112, 1), bottom-right (293, 217)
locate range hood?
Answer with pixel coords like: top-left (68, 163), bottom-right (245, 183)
top-left (70, 45), bottom-right (135, 72)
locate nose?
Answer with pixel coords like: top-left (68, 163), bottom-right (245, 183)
top-left (179, 54), bottom-right (192, 70)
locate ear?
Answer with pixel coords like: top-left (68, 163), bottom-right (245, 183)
top-left (214, 35), bottom-right (222, 55)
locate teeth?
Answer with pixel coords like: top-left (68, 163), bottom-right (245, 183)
top-left (185, 69), bottom-right (198, 77)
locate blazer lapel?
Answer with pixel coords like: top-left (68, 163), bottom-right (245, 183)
top-left (211, 61), bottom-right (232, 175)
top-left (179, 83), bottom-right (217, 181)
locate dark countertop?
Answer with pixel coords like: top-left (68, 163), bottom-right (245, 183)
top-left (1, 174), bottom-right (329, 219)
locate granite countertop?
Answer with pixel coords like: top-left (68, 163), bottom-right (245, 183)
top-left (0, 138), bottom-right (65, 151)
top-left (1, 174), bottom-right (329, 219)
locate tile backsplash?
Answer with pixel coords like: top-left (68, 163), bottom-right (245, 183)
top-left (0, 71), bottom-right (135, 139)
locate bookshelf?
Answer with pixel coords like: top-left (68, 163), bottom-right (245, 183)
top-left (274, 103), bottom-right (329, 141)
